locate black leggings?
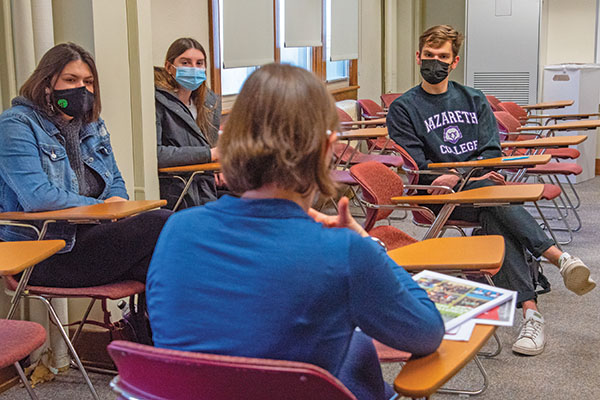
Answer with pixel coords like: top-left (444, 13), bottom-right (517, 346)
top-left (28, 209), bottom-right (172, 287)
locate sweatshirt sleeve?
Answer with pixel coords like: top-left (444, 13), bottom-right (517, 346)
top-left (387, 100), bottom-right (432, 171)
top-left (475, 97), bottom-right (502, 160)
top-left (348, 235), bottom-right (444, 357)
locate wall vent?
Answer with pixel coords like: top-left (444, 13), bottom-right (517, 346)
top-left (473, 72), bottom-right (530, 105)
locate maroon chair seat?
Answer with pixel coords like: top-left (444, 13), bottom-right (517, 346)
top-left (0, 319), bottom-right (46, 369)
top-left (357, 99), bottom-right (385, 120)
top-left (526, 162), bottom-right (582, 175)
top-left (4, 275), bottom-right (145, 299)
top-left (368, 225), bottom-right (416, 251)
top-left (334, 143), bottom-right (403, 168)
top-left (108, 341), bottom-right (356, 400)
top-left (372, 339), bottom-right (411, 363)
top-left (380, 93), bottom-right (403, 109)
top-left (330, 169), bottom-right (357, 185)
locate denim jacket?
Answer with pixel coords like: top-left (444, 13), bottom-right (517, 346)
top-left (0, 97), bottom-right (129, 251)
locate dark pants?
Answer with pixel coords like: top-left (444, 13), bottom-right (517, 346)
top-left (28, 209), bottom-right (172, 287)
top-left (428, 179), bottom-right (555, 304)
top-left (337, 330), bottom-right (395, 400)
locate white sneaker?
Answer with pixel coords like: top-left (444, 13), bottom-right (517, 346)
top-left (512, 309), bottom-right (545, 356)
top-left (558, 253), bottom-right (596, 296)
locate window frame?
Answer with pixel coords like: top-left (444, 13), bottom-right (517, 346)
top-left (208, 0), bottom-right (358, 102)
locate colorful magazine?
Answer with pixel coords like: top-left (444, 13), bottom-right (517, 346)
top-left (474, 291), bottom-right (517, 327)
top-left (412, 270), bottom-right (516, 331)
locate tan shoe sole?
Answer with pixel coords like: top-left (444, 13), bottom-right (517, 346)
top-left (563, 264), bottom-right (596, 296)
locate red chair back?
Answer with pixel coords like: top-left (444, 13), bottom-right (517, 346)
top-left (108, 341), bottom-right (356, 400)
top-left (336, 107), bottom-right (354, 123)
top-left (493, 111), bottom-right (536, 142)
top-left (357, 99), bottom-right (384, 119)
top-left (485, 95), bottom-right (501, 111)
top-left (349, 161), bottom-right (405, 231)
top-left (497, 101), bottom-right (527, 123)
top-left (380, 93), bottom-right (403, 108)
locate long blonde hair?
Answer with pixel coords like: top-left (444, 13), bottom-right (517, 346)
top-left (154, 38), bottom-right (216, 143)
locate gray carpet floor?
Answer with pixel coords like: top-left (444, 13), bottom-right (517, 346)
top-left (1, 177), bottom-right (598, 399)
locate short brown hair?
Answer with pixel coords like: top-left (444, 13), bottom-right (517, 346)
top-left (220, 63), bottom-right (339, 197)
top-left (419, 25), bottom-right (464, 58)
top-left (155, 38), bottom-right (216, 143)
top-left (19, 42), bottom-right (101, 123)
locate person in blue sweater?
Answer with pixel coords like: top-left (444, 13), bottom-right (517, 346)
top-left (147, 63), bottom-right (444, 400)
top-left (387, 25), bottom-right (595, 357)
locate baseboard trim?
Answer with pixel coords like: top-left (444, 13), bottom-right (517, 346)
top-left (596, 159), bottom-right (600, 176)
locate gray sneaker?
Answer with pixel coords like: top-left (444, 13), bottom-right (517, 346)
top-left (559, 254), bottom-right (596, 296)
top-left (512, 309), bottom-right (545, 356)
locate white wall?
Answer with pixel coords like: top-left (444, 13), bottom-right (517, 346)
top-left (150, 0), bottom-right (212, 82)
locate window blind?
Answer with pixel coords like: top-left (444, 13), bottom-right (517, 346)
top-left (330, 0), bottom-right (358, 61)
top-left (222, 0), bottom-right (274, 68)
top-left (284, 0), bottom-right (322, 47)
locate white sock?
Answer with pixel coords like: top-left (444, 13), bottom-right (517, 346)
top-left (558, 252), bottom-right (571, 268)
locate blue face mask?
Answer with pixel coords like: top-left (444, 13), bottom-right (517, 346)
top-left (174, 67), bottom-right (206, 91)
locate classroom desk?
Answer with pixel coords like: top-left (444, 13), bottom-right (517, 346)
top-left (524, 113), bottom-right (600, 124)
top-left (335, 128), bottom-right (389, 167)
top-left (394, 324), bottom-right (497, 399)
top-left (517, 120), bottom-right (600, 132)
top-left (387, 236), bottom-right (505, 272)
top-left (392, 184), bottom-right (544, 239)
top-left (340, 117), bottom-right (386, 129)
top-left (159, 162), bottom-right (221, 211)
top-left (0, 240), bottom-right (66, 275)
top-left (0, 200), bottom-right (166, 222)
top-left (522, 100), bottom-right (574, 111)
top-left (501, 135), bottom-right (587, 149)
top-left (427, 155), bottom-right (551, 190)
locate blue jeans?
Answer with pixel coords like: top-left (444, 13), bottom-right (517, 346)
top-left (427, 179), bottom-right (555, 304)
top-left (337, 330), bottom-right (395, 400)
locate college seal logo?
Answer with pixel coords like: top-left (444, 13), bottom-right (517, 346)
top-left (443, 125), bottom-right (462, 144)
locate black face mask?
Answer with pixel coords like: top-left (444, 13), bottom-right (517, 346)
top-left (420, 58), bottom-right (451, 85)
top-left (52, 86), bottom-right (94, 118)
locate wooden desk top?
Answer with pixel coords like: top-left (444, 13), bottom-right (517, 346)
top-left (394, 324), bottom-right (496, 398)
top-left (524, 113), bottom-right (600, 120)
top-left (391, 184), bottom-right (544, 205)
top-left (522, 100), bottom-right (574, 110)
top-left (0, 240), bottom-right (65, 275)
top-left (0, 200), bottom-right (166, 221)
top-left (159, 162), bottom-right (221, 174)
top-left (502, 135), bottom-right (587, 148)
top-left (517, 120), bottom-right (600, 132)
top-left (340, 118), bottom-right (386, 127)
top-left (428, 154), bottom-right (550, 169)
top-left (337, 127), bottom-right (388, 139)
top-left (387, 236), bottom-right (505, 271)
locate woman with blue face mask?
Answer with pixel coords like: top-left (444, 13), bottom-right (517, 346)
top-left (154, 38), bottom-right (222, 209)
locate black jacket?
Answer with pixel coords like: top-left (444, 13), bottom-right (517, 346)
top-left (156, 87), bottom-right (221, 209)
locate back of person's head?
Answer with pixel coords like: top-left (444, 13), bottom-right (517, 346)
top-left (220, 63), bottom-right (339, 197)
top-left (20, 42), bottom-right (101, 122)
top-left (419, 25), bottom-right (464, 58)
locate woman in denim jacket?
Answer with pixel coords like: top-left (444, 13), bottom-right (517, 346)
top-left (0, 43), bottom-right (171, 287)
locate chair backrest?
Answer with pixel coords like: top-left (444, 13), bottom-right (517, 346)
top-left (497, 101), bottom-right (527, 123)
top-left (336, 107), bottom-right (354, 123)
top-left (493, 111), bottom-right (536, 142)
top-left (108, 341), bottom-right (356, 400)
top-left (357, 99), bottom-right (383, 119)
top-left (380, 93), bottom-right (403, 108)
top-left (349, 161), bottom-right (405, 231)
top-left (391, 145), bottom-right (420, 186)
top-left (485, 95), bottom-right (501, 111)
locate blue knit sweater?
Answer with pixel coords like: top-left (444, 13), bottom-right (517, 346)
top-left (147, 195), bottom-right (444, 375)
